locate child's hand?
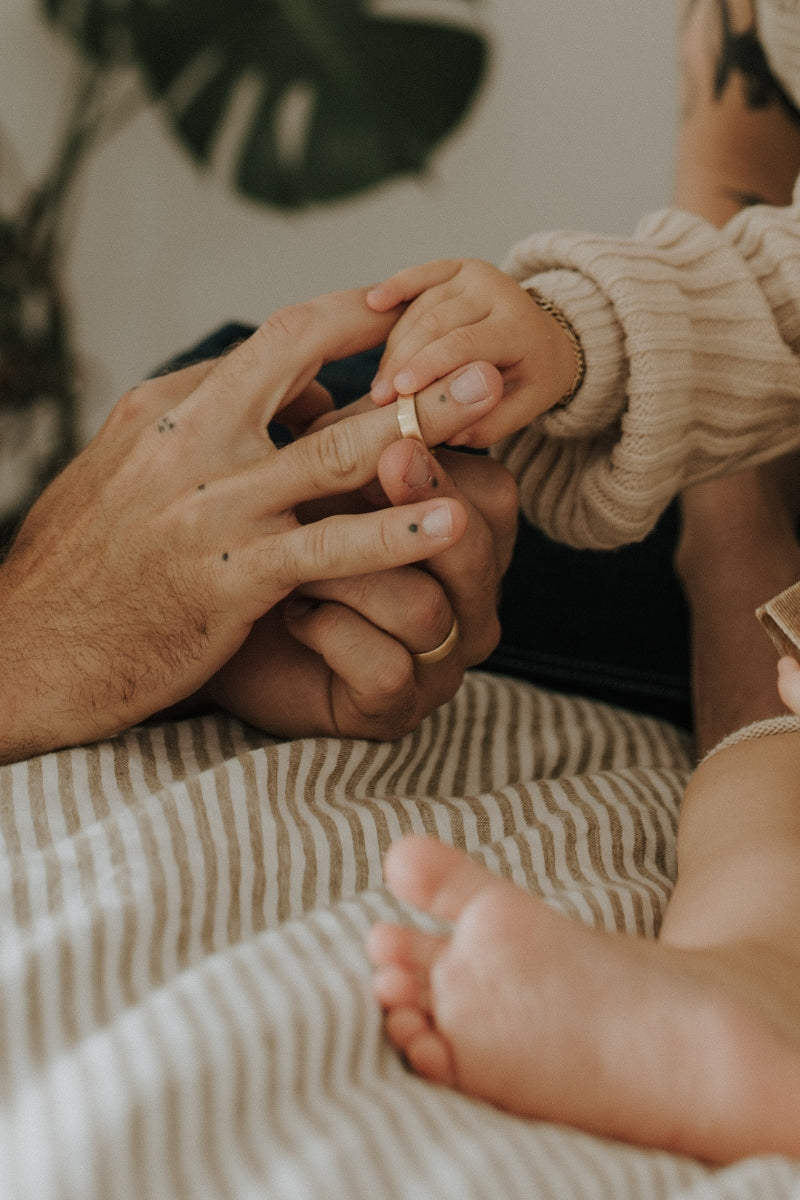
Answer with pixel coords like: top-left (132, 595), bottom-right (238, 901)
top-left (777, 656), bottom-right (800, 716)
top-left (366, 258), bottom-right (580, 447)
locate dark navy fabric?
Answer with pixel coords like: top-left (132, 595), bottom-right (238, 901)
top-left (160, 325), bottom-right (692, 730)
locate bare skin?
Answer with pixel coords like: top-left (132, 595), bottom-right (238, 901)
top-left (0, 288), bottom-right (511, 762)
top-left (369, 0), bottom-right (800, 1163)
top-left (674, 0), bottom-right (800, 754)
top-left (369, 820), bottom-right (800, 1163)
top-left (677, 463), bottom-right (800, 754)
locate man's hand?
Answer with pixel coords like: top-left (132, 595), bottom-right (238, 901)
top-left (206, 442), bottom-right (518, 740)
top-left (0, 288), bottom-right (503, 763)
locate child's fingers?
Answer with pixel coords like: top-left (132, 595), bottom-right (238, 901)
top-left (370, 285), bottom-right (476, 403)
top-left (374, 299), bottom-right (494, 403)
top-left (444, 387), bottom-right (533, 450)
top-left (777, 656), bottom-right (800, 717)
top-left (366, 260), bottom-right (462, 313)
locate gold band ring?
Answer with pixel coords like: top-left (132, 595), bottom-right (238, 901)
top-left (413, 616), bottom-right (459, 665)
top-left (396, 393), bottom-right (425, 443)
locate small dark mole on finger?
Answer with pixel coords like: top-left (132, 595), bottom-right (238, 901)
top-left (197, 483), bottom-right (206, 491)
top-left (408, 523), bottom-right (419, 533)
top-left (222, 552), bottom-right (229, 561)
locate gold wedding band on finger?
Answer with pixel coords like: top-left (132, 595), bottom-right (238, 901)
top-left (413, 616), bottom-right (460, 665)
top-left (396, 393), bottom-right (425, 443)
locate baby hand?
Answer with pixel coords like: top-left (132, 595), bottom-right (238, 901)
top-left (366, 258), bottom-right (580, 448)
top-left (777, 656), bottom-right (800, 717)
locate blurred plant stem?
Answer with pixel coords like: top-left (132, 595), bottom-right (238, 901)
top-left (0, 62), bottom-right (142, 531)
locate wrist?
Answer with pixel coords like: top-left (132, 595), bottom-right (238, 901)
top-left (525, 287), bottom-right (586, 409)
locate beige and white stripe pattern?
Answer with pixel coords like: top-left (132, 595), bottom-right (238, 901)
top-left (1, 670), bottom-right (798, 1198)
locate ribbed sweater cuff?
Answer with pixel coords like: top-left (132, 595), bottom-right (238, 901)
top-left (515, 268), bottom-right (628, 437)
top-left (703, 714), bottom-right (800, 760)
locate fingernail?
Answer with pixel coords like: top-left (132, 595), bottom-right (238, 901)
top-left (450, 365), bottom-right (490, 405)
top-left (395, 369), bottom-right (415, 394)
top-left (421, 503), bottom-right (453, 539)
top-left (403, 444), bottom-right (433, 489)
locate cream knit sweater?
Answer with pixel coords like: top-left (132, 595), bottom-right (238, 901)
top-left (495, 0), bottom-right (800, 551)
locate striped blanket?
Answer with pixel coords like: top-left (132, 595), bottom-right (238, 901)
top-left (1, 671), bottom-right (798, 1199)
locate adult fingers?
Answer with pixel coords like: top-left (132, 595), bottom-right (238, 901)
top-left (437, 450), bottom-right (519, 576)
top-left (283, 598), bottom-right (418, 732)
top-left (283, 597), bottom-right (461, 739)
top-left (290, 566), bottom-right (455, 657)
top-left (258, 361), bottom-right (503, 514)
top-left (180, 288), bottom-right (399, 434)
top-left (248, 496), bottom-right (468, 602)
top-left (375, 441), bottom-right (518, 667)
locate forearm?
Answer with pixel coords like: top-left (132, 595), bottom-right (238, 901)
top-left (672, 1), bottom-right (800, 752)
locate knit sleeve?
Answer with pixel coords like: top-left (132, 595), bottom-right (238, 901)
top-left (493, 189), bottom-right (800, 549)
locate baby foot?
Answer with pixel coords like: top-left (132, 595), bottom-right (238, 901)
top-left (369, 836), bottom-right (800, 1163)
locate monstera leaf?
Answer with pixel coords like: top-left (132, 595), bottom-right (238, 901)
top-left (40, 0), bottom-right (488, 208)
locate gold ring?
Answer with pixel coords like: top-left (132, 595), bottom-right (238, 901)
top-left (396, 393), bottom-right (425, 443)
top-left (413, 616), bottom-right (459, 665)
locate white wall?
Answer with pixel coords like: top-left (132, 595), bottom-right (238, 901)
top-left (1, 0), bottom-right (677, 436)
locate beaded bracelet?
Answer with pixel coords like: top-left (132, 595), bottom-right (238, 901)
top-left (526, 287), bottom-right (586, 406)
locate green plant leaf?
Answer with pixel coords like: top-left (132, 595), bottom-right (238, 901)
top-left (41, 0), bottom-right (488, 208)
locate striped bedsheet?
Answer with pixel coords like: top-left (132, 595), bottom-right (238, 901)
top-left (1, 670), bottom-right (797, 1199)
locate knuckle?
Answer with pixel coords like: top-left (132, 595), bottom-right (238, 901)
top-left (460, 256), bottom-right (483, 276)
top-left (376, 695), bottom-right (423, 741)
top-left (257, 535), bottom-right (297, 595)
top-left (298, 518), bottom-right (338, 574)
top-left (372, 655), bottom-right (416, 702)
top-left (110, 385), bottom-right (149, 428)
top-left (418, 309), bottom-right (446, 340)
top-left (311, 422), bottom-right (362, 486)
top-left (446, 325), bottom-right (480, 357)
top-left (372, 516), bottom-right (400, 563)
top-left (258, 302), bottom-right (316, 346)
